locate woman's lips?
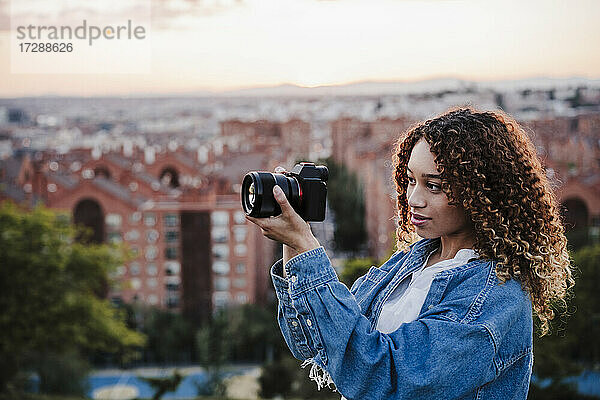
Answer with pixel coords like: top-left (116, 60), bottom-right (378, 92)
top-left (411, 213), bottom-right (431, 226)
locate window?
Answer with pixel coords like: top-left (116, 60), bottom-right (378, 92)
top-left (236, 293), bottom-right (248, 304)
top-left (147, 263), bottom-right (157, 276)
top-left (147, 278), bottom-right (158, 288)
top-left (108, 232), bottom-right (122, 244)
top-left (105, 213), bottom-right (122, 228)
top-left (236, 263), bottom-right (246, 274)
top-left (145, 245), bottom-right (158, 261)
top-left (111, 296), bottom-right (124, 306)
top-left (165, 261), bottom-right (180, 275)
top-left (215, 277), bottom-right (230, 291)
top-left (234, 210), bottom-right (246, 225)
top-left (212, 244), bottom-right (229, 260)
top-left (234, 277), bottom-right (246, 288)
top-left (234, 244), bottom-right (247, 256)
top-left (130, 212), bottom-right (142, 224)
top-left (147, 294), bottom-right (159, 305)
top-left (144, 213), bottom-right (156, 227)
top-left (233, 226), bottom-right (247, 243)
top-left (124, 230), bottom-right (140, 241)
top-left (82, 169), bottom-right (94, 179)
top-left (116, 265), bottom-right (126, 276)
top-left (146, 229), bottom-right (159, 243)
top-left (213, 292), bottom-right (230, 309)
top-left (130, 262), bottom-right (140, 276)
top-left (130, 246), bottom-right (139, 257)
top-left (166, 276), bottom-right (181, 291)
top-left (211, 227), bottom-right (229, 243)
top-left (165, 247), bottom-right (178, 260)
top-left (164, 213), bottom-right (179, 227)
top-left (165, 231), bottom-right (179, 243)
top-left (212, 261), bottom-right (230, 275)
top-left (167, 294), bottom-right (179, 308)
top-left (130, 278), bottom-right (141, 290)
top-left (211, 211), bottom-right (229, 226)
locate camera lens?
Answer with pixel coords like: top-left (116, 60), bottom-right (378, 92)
top-left (241, 171), bottom-right (300, 217)
top-left (247, 182), bottom-right (256, 206)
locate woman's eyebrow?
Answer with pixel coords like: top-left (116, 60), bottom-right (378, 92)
top-left (406, 166), bottom-right (441, 179)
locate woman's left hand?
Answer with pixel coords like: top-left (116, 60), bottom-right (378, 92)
top-left (245, 185), bottom-right (321, 255)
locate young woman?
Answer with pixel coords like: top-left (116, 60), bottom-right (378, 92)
top-left (246, 107), bottom-right (573, 400)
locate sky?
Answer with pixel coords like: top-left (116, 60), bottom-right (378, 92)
top-left (0, 0), bottom-right (599, 97)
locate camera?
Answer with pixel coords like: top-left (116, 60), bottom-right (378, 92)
top-left (241, 162), bottom-right (328, 222)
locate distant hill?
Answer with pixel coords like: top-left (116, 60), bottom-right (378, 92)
top-left (4, 77), bottom-right (600, 99)
top-left (201, 76), bottom-right (600, 98)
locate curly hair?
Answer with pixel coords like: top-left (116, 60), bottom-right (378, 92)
top-left (392, 107), bottom-right (574, 336)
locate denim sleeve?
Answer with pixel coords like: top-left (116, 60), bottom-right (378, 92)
top-left (271, 246), bottom-right (497, 400)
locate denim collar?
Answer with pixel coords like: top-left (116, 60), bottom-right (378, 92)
top-left (412, 237), bottom-right (442, 265)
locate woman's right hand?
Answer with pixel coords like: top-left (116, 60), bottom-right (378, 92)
top-left (246, 166), bottom-right (320, 278)
top-left (275, 166), bottom-right (303, 270)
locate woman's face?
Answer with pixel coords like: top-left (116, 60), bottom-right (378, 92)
top-left (406, 138), bottom-right (473, 239)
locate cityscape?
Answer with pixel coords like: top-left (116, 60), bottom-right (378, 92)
top-left (2, 79), bottom-right (600, 399)
top-left (3, 0), bottom-right (600, 396)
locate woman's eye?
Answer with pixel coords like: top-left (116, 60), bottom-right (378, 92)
top-left (428, 183), bottom-right (441, 191)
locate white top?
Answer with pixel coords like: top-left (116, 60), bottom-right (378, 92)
top-left (339, 246), bottom-right (479, 400)
top-left (375, 246), bottom-right (479, 334)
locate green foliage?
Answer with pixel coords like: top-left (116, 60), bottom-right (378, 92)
top-left (339, 258), bottom-right (377, 288)
top-left (529, 244), bottom-right (600, 397)
top-left (196, 309), bottom-right (231, 396)
top-left (319, 158), bottom-right (367, 255)
top-left (566, 227), bottom-right (598, 252)
top-left (29, 351), bottom-right (90, 397)
top-left (195, 303), bottom-right (288, 396)
top-left (0, 202), bottom-right (145, 393)
top-left (136, 306), bottom-right (195, 364)
top-left (225, 303), bottom-right (285, 362)
top-left (196, 309), bottom-right (232, 370)
top-left (259, 356), bottom-right (295, 399)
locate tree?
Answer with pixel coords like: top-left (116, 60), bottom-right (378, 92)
top-left (0, 202), bottom-right (145, 393)
top-left (339, 258), bottom-right (377, 288)
top-left (195, 309), bottom-right (231, 396)
top-left (319, 158), bottom-right (368, 256)
top-left (529, 244), bottom-right (600, 398)
top-left (226, 303), bottom-right (285, 363)
top-left (137, 306), bottom-right (195, 364)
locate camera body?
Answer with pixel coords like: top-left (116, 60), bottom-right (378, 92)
top-left (241, 162), bottom-right (328, 222)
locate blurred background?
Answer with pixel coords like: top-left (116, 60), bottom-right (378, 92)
top-left (0, 0), bottom-right (599, 399)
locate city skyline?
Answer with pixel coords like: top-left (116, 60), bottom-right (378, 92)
top-left (1, 0), bottom-right (599, 97)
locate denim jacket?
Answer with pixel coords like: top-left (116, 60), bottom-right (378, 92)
top-left (270, 237), bottom-right (534, 400)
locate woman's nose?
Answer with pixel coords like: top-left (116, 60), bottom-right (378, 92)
top-left (407, 185), bottom-right (426, 208)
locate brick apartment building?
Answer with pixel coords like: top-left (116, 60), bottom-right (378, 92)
top-left (0, 118), bottom-right (313, 324)
top-left (331, 116), bottom-right (416, 259)
top-left (3, 113), bottom-right (599, 316)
